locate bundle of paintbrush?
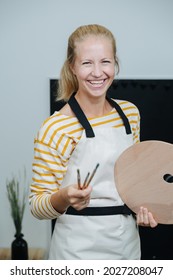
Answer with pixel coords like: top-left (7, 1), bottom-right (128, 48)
top-left (77, 163), bottom-right (99, 190)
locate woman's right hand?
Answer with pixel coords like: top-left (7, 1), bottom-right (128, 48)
top-left (50, 184), bottom-right (92, 214)
top-left (63, 184), bottom-right (92, 210)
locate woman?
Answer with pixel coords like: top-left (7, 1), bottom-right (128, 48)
top-left (29, 24), bottom-right (157, 259)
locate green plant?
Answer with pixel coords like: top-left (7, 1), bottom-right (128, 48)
top-left (6, 170), bottom-right (27, 236)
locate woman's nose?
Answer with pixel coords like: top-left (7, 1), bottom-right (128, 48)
top-left (91, 64), bottom-right (102, 77)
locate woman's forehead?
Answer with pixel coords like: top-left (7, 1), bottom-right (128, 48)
top-left (74, 35), bottom-right (113, 53)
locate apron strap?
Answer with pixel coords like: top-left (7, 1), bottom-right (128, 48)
top-left (68, 92), bottom-right (132, 137)
top-left (66, 205), bottom-right (134, 216)
top-left (68, 93), bottom-right (95, 138)
top-left (106, 95), bottom-right (132, 135)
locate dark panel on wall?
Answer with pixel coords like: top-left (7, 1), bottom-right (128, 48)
top-left (108, 80), bottom-right (173, 144)
top-left (50, 79), bottom-right (173, 260)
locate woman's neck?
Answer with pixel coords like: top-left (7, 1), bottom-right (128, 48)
top-left (75, 92), bottom-right (113, 118)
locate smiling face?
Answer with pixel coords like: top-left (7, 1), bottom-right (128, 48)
top-left (71, 35), bottom-right (115, 98)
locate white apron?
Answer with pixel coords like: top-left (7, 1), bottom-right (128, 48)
top-left (49, 94), bottom-right (140, 260)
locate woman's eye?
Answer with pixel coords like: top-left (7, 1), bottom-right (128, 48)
top-left (102, 60), bottom-right (111, 64)
top-left (82, 61), bottom-right (91, 65)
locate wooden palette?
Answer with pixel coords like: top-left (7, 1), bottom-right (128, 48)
top-left (114, 140), bottom-right (173, 224)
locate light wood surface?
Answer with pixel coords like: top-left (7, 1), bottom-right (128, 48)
top-left (0, 248), bottom-right (46, 260)
top-left (114, 140), bottom-right (173, 224)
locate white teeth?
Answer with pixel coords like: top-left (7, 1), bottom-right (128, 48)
top-left (89, 80), bottom-right (104, 84)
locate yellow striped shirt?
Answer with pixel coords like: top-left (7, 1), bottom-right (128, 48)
top-left (29, 99), bottom-right (140, 220)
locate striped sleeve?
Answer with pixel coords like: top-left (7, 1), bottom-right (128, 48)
top-left (29, 114), bottom-right (78, 220)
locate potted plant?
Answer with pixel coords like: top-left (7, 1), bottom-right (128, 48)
top-left (6, 169), bottom-right (28, 260)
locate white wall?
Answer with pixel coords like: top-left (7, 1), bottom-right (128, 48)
top-left (0, 0), bottom-right (173, 256)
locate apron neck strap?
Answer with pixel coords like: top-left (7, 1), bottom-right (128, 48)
top-left (106, 95), bottom-right (132, 135)
top-left (68, 93), bottom-right (132, 137)
top-left (68, 93), bottom-right (95, 138)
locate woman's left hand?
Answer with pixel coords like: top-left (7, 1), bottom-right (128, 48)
top-left (136, 206), bottom-right (158, 228)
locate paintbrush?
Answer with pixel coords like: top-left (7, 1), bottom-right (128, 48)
top-left (77, 169), bottom-right (81, 189)
top-left (85, 163), bottom-right (100, 187)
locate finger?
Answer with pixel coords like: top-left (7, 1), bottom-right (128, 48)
top-left (136, 206), bottom-right (144, 224)
top-left (148, 212), bottom-right (158, 228)
top-left (142, 207), bottom-right (149, 225)
top-left (81, 197), bottom-right (90, 206)
top-left (137, 207), bottom-right (149, 226)
top-left (75, 199), bottom-right (89, 210)
top-left (78, 186), bottom-right (92, 198)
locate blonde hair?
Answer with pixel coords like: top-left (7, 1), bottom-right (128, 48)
top-left (57, 24), bottom-right (119, 101)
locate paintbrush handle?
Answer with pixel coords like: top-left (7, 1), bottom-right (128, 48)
top-left (83, 172), bottom-right (90, 188)
top-left (77, 169), bottom-right (81, 189)
top-left (86, 163), bottom-right (99, 187)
